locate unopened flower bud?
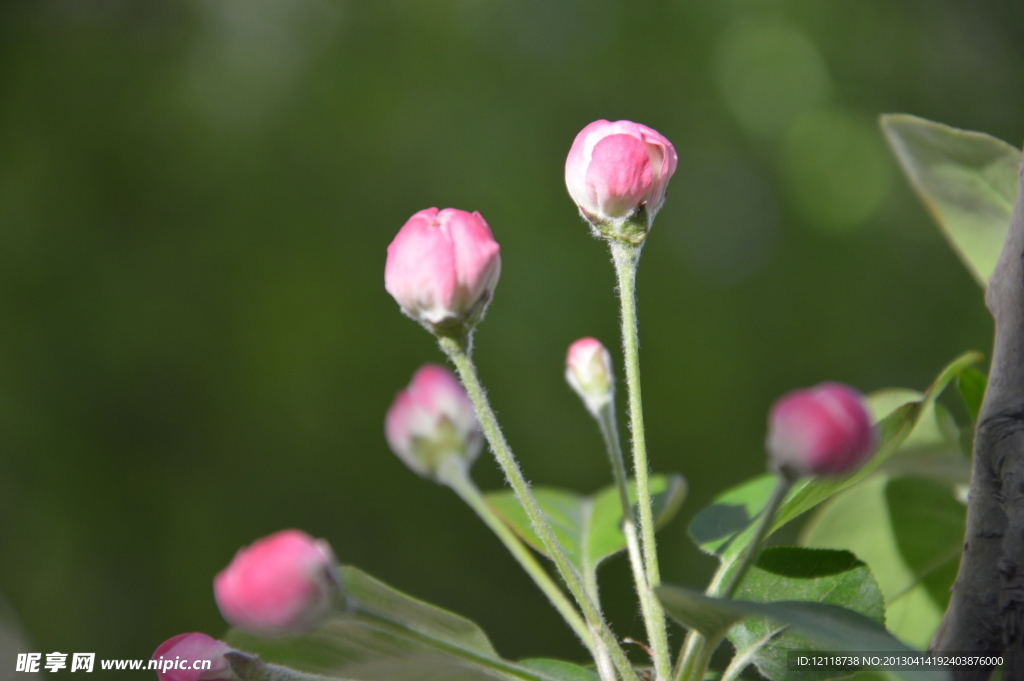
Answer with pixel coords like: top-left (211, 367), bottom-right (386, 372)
top-left (214, 530), bottom-right (339, 635)
top-left (565, 120), bottom-right (678, 242)
top-left (566, 337), bottom-right (614, 416)
top-left (151, 633), bottom-right (237, 681)
top-left (767, 382), bottom-right (876, 477)
top-left (385, 207), bottom-right (501, 337)
top-left (385, 364), bottom-right (482, 480)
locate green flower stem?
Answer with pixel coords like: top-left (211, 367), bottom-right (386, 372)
top-left (610, 240), bottom-right (669, 679)
top-left (671, 474), bottom-right (792, 681)
top-left (718, 474), bottom-right (791, 599)
top-left (596, 401), bottom-right (671, 681)
top-left (439, 334), bottom-right (640, 681)
top-left (436, 458), bottom-right (595, 652)
top-left (672, 633), bottom-right (715, 681)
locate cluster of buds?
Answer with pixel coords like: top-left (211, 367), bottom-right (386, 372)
top-left (151, 117), bottom-right (883, 681)
top-left (153, 531), bottom-right (341, 677)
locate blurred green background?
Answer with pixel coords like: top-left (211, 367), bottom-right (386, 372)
top-left (0, 0), bottom-right (1019, 675)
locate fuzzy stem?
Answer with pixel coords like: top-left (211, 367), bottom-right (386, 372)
top-left (610, 240), bottom-right (670, 680)
top-left (596, 400), bottom-right (671, 680)
top-left (672, 475), bottom-right (792, 681)
top-left (437, 458), bottom-right (595, 652)
top-left (719, 474), bottom-right (792, 599)
top-left (439, 334), bottom-right (639, 681)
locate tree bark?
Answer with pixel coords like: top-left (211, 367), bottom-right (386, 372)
top-left (932, 160), bottom-right (1024, 680)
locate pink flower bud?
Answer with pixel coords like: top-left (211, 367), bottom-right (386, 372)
top-left (386, 364), bottom-right (482, 479)
top-left (565, 337), bottom-right (614, 415)
top-left (385, 207), bottom-right (501, 336)
top-left (214, 530), bottom-right (339, 635)
top-left (565, 120), bottom-right (678, 233)
top-left (767, 383), bottom-right (876, 477)
top-left (151, 633), bottom-right (236, 681)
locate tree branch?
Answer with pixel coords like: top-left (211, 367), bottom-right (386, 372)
top-left (932, 158), bottom-right (1024, 681)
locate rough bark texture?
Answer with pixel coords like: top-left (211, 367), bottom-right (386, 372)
top-left (932, 162), bottom-right (1024, 680)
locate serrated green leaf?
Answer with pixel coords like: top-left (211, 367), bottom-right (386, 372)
top-left (226, 566), bottom-right (574, 681)
top-left (727, 548), bottom-right (884, 681)
top-left (881, 113), bottom-right (1020, 287)
top-left (656, 585), bottom-right (946, 681)
top-left (485, 474), bottom-right (686, 578)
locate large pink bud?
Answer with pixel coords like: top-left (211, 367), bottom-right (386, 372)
top-left (565, 120), bottom-right (678, 235)
top-left (767, 383), bottom-right (876, 477)
top-left (214, 530), bottom-right (339, 635)
top-left (386, 364), bottom-right (482, 480)
top-left (385, 207), bottom-right (501, 336)
top-left (151, 633), bottom-right (236, 681)
top-left (565, 337), bottom-right (614, 416)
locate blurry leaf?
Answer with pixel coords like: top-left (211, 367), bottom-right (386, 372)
top-left (870, 391), bottom-right (968, 484)
top-left (801, 476), bottom-right (964, 649)
top-left (728, 548), bottom-right (884, 681)
top-left (518, 659), bottom-right (599, 681)
top-left (651, 584), bottom-right (745, 640)
top-left (486, 474), bottom-right (686, 577)
top-left (881, 114), bottom-right (1020, 287)
top-left (957, 367), bottom-right (987, 424)
top-left (689, 474), bottom-right (776, 556)
top-left (226, 566), bottom-right (570, 681)
top-left (656, 586), bottom-right (941, 681)
top-left (885, 478), bottom-right (965, 610)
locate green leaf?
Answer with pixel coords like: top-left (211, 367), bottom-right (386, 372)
top-left (517, 659), bottom-right (599, 681)
top-left (656, 586), bottom-right (947, 681)
top-left (728, 547), bottom-right (885, 681)
top-left (957, 367), bottom-right (987, 424)
top-left (226, 566), bottom-right (573, 681)
top-left (880, 113), bottom-right (1020, 287)
top-left (485, 474), bottom-right (686, 578)
top-left (801, 476), bottom-right (966, 649)
top-left (689, 474), bottom-right (776, 556)
top-left (885, 478), bottom-right (965, 610)
top-left (868, 391), bottom-right (968, 484)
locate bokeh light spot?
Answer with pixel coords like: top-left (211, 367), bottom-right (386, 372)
top-left (781, 108), bottom-right (894, 234)
top-left (715, 20), bottom-right (831, 137)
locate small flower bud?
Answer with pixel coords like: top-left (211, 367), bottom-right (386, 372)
top-left (385, 364), bottom-right (483, 480)
top-left (565, 120), bottom-right (678, 242)
top-left (214, 530), bottom-right (339, 635)
top-left (385, 207), bottom-right (501, 337)
top-left (565, 337), bottom-right (614, 416)
top-left (767, 382), bottom-right (876, 477)
top-left (151, 633), bottom-right (237, 681)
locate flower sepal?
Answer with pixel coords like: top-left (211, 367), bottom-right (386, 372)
top-left (585, 204), bottom-right (652, 245)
